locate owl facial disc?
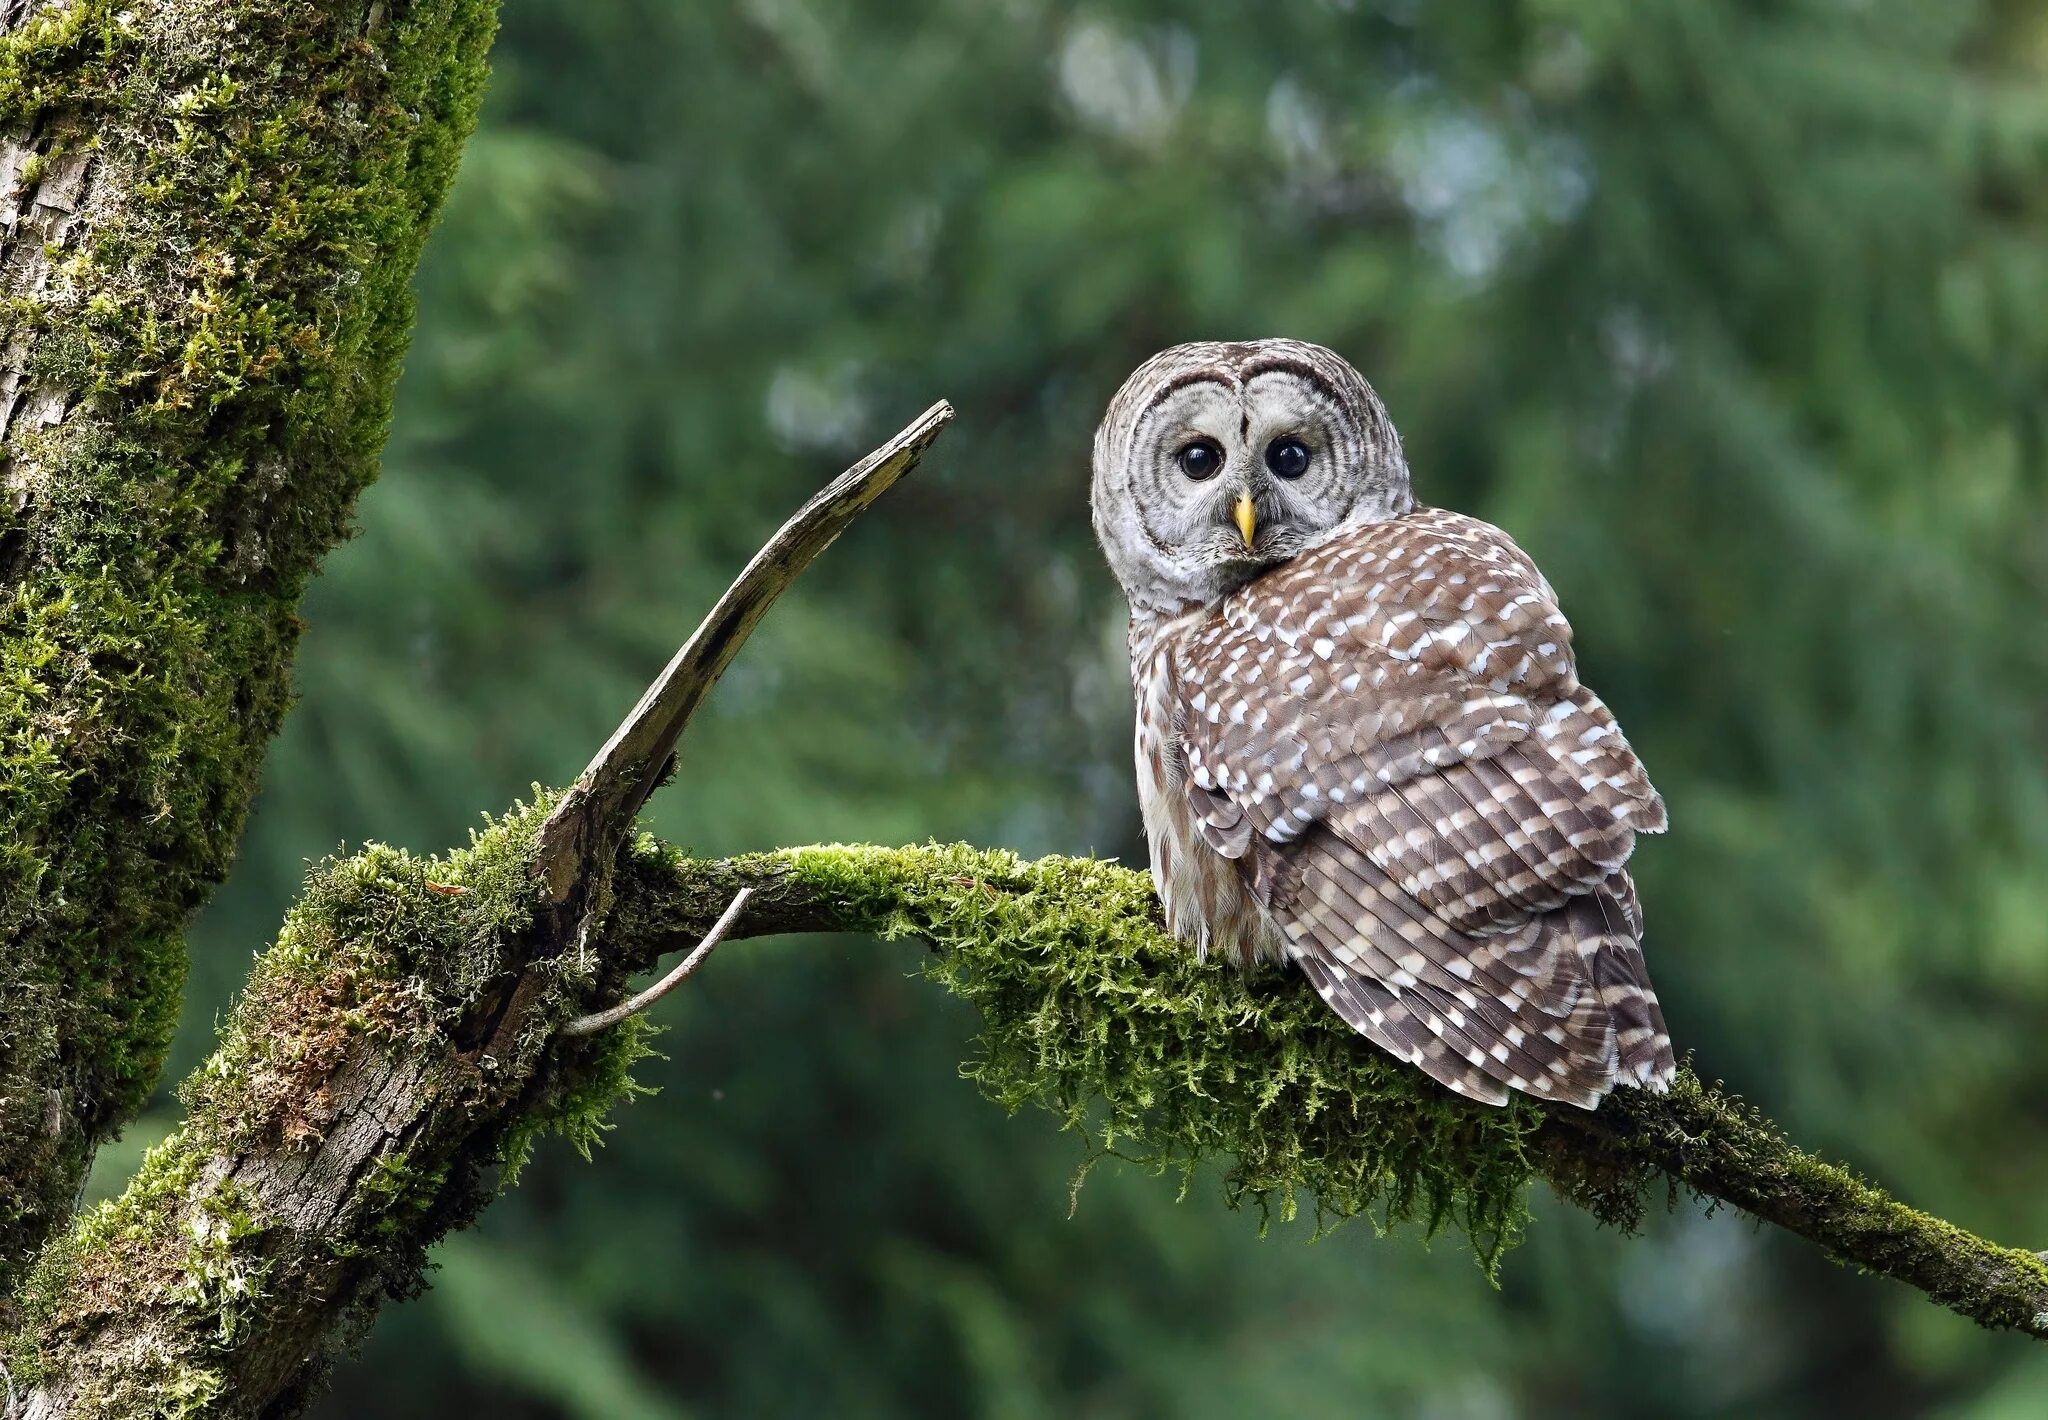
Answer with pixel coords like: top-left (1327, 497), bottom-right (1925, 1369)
top-left (1090, 338), bottom-right (1413, 612)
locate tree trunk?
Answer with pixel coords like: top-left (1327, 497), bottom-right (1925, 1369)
top-left (0, 0), bottom-right (497, 1293)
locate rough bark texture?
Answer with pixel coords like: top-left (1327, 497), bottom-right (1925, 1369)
top-left (6, 831), bottom-right (2043, 1415)
top-left (0, 0), bottom-right (498, 1292)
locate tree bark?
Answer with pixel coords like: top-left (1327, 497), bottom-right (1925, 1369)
top-left (0, 0), bottom-right (498, 1291)
top-left (2, 406), bottom-right (954, 1417)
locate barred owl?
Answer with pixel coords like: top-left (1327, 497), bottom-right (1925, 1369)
top-left (1090, 339), bottom-right (1675, 1108)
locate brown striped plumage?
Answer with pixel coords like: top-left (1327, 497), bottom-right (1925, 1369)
top-left (1095, 341), bottom-right (1674, 1109)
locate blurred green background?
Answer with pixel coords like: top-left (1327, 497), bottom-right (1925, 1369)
top-left (102, 1), bottom-right (2048, 1414)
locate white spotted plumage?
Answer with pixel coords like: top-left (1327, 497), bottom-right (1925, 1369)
top-left (1094, 340), bottom-right (1676, 1110)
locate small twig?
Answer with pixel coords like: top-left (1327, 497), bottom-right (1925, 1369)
top-left (561, 888), bottom-right (752, 1036)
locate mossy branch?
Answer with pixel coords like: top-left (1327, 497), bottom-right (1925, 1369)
top-left (607, 842), bottom-right (2048, 1342)
top-left (1, 398), bottom-right (955, 1413)
top-left (11, 830), bottom-right (2044, 1415)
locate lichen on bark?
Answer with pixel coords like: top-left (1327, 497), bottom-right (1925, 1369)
top-left (0, 0), bottom-right (499, 1291)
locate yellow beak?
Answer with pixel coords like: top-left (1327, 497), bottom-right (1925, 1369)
top-left (1233, 492), bottom-right (1257, 551)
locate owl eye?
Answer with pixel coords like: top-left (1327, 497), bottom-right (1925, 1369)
top-left (1266, 436), bottom-right (1310, 479)
top-left (1176, 438), bottom-right (1224, 481)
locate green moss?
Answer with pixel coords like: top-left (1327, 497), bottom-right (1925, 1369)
top-left (7, 1137), bottom-right (231, 1410)
top-left (9, 1134), bottom-right (275, 1409)
top-left (497, 1018), bottom-right (662, 1185)
top-left (0, 3), bottom-right (129, 123)
top-left (602, 843), bottom-right (2048, 1330)
top-left (181, 796), bottom-right (560, 1154)
top-left (773, 843), bottom-right (1541, 1272)
top-left (1530, 1066), bottom-right (2048, 1335)
top-left (356, 1153), bottom-right (454, 1245)
top-left (0, 0), bottom-right (501, 1289)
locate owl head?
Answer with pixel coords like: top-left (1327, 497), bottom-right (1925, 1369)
top-left (1090, 339), bottom-right (1412, 611)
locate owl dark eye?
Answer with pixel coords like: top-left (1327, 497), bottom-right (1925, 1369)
top-left (1176, 438), bottom-right (1224, 481)
top-left (1266, 436), bottom-right (1310, 479)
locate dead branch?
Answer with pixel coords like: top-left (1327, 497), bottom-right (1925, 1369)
top-left (532, 401), bottom-right (954, 928)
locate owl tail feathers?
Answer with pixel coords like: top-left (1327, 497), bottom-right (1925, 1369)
top-left (1290, 947), bottom-right (1513, 1108)
top-left (1286, 908), bottom-right (1676, 1112)
top-left (1565, 893), bottom-right (1677, 1094)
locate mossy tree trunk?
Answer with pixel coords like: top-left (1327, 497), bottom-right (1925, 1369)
top-left (0, 0), bottom-right (497, 1300)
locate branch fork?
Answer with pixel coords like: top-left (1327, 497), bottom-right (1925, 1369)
top-left (534, 401), bottom-right (953, 1007)
top-left (561, 887), bottom-right (751, 1036)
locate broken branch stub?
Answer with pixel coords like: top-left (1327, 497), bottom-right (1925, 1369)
top-left (531, 400), bottom-right (955, 936)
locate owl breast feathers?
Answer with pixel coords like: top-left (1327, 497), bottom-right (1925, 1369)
top-left (1134, 505), bottom-right (1675, 1109)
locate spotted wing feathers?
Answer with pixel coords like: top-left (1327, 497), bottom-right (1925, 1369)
top-left (1176, 507), bottom-right (1675, 1108)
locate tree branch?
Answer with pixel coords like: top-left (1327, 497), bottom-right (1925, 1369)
top-left (559, 888), bottom-right (750, 1037)
top-left (17, 822), bottom-right (2042, 1417)
top-left (1537, 1090), bottom-right (2048, 1339)
top-left (599, 842), bottom-right (2048, 1341)
top-left (531, 399), bottom-right (952, 931)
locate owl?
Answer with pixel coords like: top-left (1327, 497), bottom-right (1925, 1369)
top-left (1090, 339), bottom-right (1674, 1108)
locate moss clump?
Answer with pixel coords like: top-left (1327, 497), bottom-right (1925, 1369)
top-left (0, 0), bottom-right (500, 1288)
top-left (10, 1132), bottom-right (286, 1410)
top-left (497, 1017), bottom-right (661, 1185)
top-left (180, 797), bottom-right (561, 1153)
top-left (770, 843), bottom-right (1542, 1272)
top-left (7, 1139), bottom-right (235, 1410)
